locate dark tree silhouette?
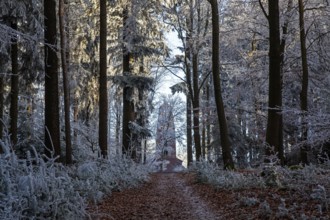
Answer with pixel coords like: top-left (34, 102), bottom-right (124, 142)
top-left (99, 0), bottom-right (108, 158)
top-left (44, 0), bottom-right (61, 160)
top-left (209, 0), bottom-right (235, 169)
top-left (10, 18), bottom-right (18, 146)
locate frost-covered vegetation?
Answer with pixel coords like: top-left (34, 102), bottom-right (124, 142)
top-left (0, 138), bottom-right (150, 219)
top-left (191, 160), bottom-right (265, 189)
top-left (192, 160), bottom-right (330, 218)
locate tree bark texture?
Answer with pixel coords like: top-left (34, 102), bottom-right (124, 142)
top-left (265, 0), bottom-right (283, 164)
top-left (44, 0), bottom-right (61, 160)
top-left (184, 45), bottom-right (193, 165)
top-left (206, 79), bottom-right (211, 161)
top-left (186, 95), bottom-right (193, 165)
top-left (60, 0), bottom-right (72, 164)
top-left (10, 19), bottom-right (18, 146)
top-left (209, 0), bottom-right (235, 169)
top-left (279, 0), bottom-right (293, 165)
top-left (0, 48), bottom-right (7, 149)
top-left (115, 100), bottom-right (121, 155)
top-left (0, 74), bottom-right (3, 148)
top-left (99, 0), bottom-right (108, 158)
top-left (202, 120), bottom-right (206, 159)
top-left (185, 5), bottom-right (194, 165)
top-left (192, 53), bottom-right (201, 161)
top-left (298, 0), bottom-right (309, 164)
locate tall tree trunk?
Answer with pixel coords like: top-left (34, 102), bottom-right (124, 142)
top-left (73, 94), bottom-right (79, 141)
top-left (202, 119), bottom-right (206, 159)
top-left (186, 95), bottom-right (193, 165)
top-left (202, 82), bottom-right (207, 160)
top-left (115, 100), bottom-right (121, 154)
top-left (59, 0), bottom-right (72, 164)
top-left (10, 19), bottom-right (18, 146)
top-left (185, 3), bottom-right (194, 165)
top-left (0, 73), bottom-right (3, 149)
top-left (192, 53), bottom-right (201, 161)
top-left (44, 0), bottom-right (61, 160)
top-left (184, 44), bottom-right (193, 165)
top-left (206, 79), bottom-right (211, 161)
top-left (264, 0), bottom-right (283, 164)
top-left (143, 139), bottom-right (147, 164)
top-left (279, 0), bottom-right (293, 165)
top-left (122, 7), bottom-right (135, 159)
top-left (298, 0), bottom-right (309, 165)
top-left (99, 0), bottom-right (108, 158)
top-left (209, 0), bottom-right (235, 169)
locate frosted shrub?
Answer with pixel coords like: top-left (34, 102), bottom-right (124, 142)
top-left (278, 164), bottom-right (330, 189)
top-left (310, 185), bottom-right (328, 212)
top-left (72, 156), bottom-right (150, 204)
top-left (190, 160), bottom-right (220, 184)
top-left (0, 150), bottom-right (87, 220)
top-left (191, 160), bottom-right (265, 189)
top-left (275, 199), bottom-right (290, 218)
top-left (239, 196), bottom-right (260, 207)
top-left (105, 156), bottom-right (150, 189)
top-left (258, 200), bottom-right (272, 218)
top-left (77, 161), bottom-right (98, 180)
top-left (261, 165), bottom-right (283, 187)
top-left (1, 132), bottom-right (150, 219)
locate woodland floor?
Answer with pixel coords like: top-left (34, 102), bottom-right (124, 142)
top-left (91, 172), bottom-right (330, 220)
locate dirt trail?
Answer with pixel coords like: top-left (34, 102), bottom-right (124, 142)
top-left (95, 172), bottom-right (221, 220)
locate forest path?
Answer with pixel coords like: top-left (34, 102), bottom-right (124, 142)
top-left (94, 172), bottom-right (222, 220)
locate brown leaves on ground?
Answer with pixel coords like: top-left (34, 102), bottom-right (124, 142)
top-left (90, 172), bottom-right (330, 220)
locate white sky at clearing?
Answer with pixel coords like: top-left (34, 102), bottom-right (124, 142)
top-left (154, 31), bottom-right (188, 166)
top-left (158, 31), bottom-right (184, 95)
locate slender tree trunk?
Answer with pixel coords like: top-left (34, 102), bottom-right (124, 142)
top-left (73, 94), bottom-right (79, 141)
top-left (202, 80), bottom-right (207, 160)
top-left (115, 101), bottom-right (121, 154)
top-left (59, 0), bottom-right (72, 164)
top-left (10, 19), bottom-right (18, 146)
top-left (186, 95), bottom-right (193, 165)
top-left (184, 48), bottom-right (193, 165)
top-left (264, 0), bottom-right (283, 164)
top-left (298, 0), bottom-right (309, 165)
top-left (44, 0), bottom-right (61, 160)
top-left (206, 79), bottom-right (211, 161)
top-left (0, 73), bottom-right (3, 148)
top-left (202, 120), bottom-right (206, 159)
top-left (99, 0), bottom-right (108, 158)
top-left (185, 4), bottom-right (194, 165)
top-left (209, 0), bottom-right (235, 169)
top-left (143, 139), bottom-right (147, 164)
top-left (278, 0), bottom-right (293, 166)
top-left (192, 53), bottom-right (201, 160)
